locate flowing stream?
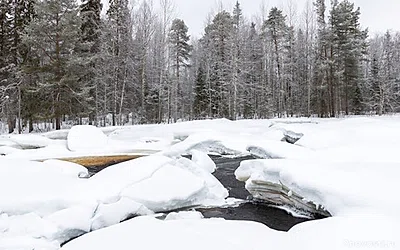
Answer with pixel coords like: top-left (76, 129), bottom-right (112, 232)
top-left (196, 156), bottom-right (314, 231)
top-left (88, 155), bottom-right (322, 232)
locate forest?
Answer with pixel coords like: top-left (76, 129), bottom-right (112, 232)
top-left (0, 0), bottom-right (399, 132)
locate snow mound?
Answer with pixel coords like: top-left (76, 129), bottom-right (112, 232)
top-left (165, 211), bottom-right (204, 220)
top-left (67, 125), bottom-right (108, 152)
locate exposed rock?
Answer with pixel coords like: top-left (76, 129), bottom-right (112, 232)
top-left (283, 131), bottom-right (304, 144)
top-left (246, 179), bottom-right (331, 218)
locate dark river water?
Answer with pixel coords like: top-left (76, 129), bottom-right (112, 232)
top-left (88, 155), bottom-right (319, 232)
top-left (197, 156), bottom-right (313, 231)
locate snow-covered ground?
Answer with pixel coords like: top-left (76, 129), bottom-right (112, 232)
top-left (1, 116), bottom-right (400, 249)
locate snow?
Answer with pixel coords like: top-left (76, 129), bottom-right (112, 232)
top-left (61, 214), bottom-right (399, 250)
top-left (120, 165), bottom-right (205, 211)
top-left (61, 216), bottom-right (283, 250)
top-left (236, 159), bottom-right (400, 216)
top-left (164, 211), bottom-right (204, 220)
top-left (67, 125), bottom-right (108, 152)
top-left (42, 160), bottom-right (89, 178)
top-left (2, 116), bottom-right (400, 249)
top-left (190, 149), bottom-right (216, 173)
top-left (246, 140), bottom-right (315, 159)
top-left (0, 151), bottom-right (228, 247)
top-left (235, 116), bottom-right (400, 218)
top-left (6, 134), bottom-right (51, 149)
top-left (91, 198), bottom-right (152, 231)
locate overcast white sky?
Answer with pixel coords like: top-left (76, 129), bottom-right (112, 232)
top-left (102, 0), bottom-right (400, 37)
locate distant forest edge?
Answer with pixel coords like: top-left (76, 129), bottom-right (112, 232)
top-left (0, 0), bottom-right (399, 133)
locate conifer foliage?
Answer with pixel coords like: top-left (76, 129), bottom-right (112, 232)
top-left (0, 0), bottom-right (399, 132)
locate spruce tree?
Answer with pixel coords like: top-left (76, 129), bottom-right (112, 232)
top-left (107, 0), bottom-right (132, 125)
top-left (23, 0), bottom-right (88, 130)
top-left (193, 65), bottom-right (207, 118)
top-left (204, 11), bottom-right (233, 117)
top-left (79, 0), bottom-right (102, 124)
top-left (330, 0), bottom-right (368, 115)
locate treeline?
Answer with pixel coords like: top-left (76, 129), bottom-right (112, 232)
top-left (0, 0), bottom-right (399, 132)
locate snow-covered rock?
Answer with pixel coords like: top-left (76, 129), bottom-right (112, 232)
top-left (91, 198), bottom-right (152, 231)
top-left (121, 165), bottom-right (205, 211)
top-left (190, 149), bottom-right (216, 173)
top-left (45, 203), bottom-right (98, 243)
top-left (246, 140), bottom-right (315, 159)
top-left (8, 134), bottom-right (52, 149)
top-left (67, 125), bottom-right (108, 152)
top-left (43, 129), bottom-right (70, 140)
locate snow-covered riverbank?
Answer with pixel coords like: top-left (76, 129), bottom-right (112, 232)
top-left (1, 117), bottom-right (399, 249)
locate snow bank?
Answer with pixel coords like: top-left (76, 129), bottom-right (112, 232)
top-left (61, 216), bottom-right (281, 250)
top-left (0, 153), bottom-right (228, 247)
top-left (3, 116), bottom-right (400, 249)
top-left (62, 214), bottom-right (399, 250)
top-left (0, 159), bottom-right (86, 216)
top-left (246, 140), bottom-right (315, 159)
top-left (236, 159), bottom-right (400, 217)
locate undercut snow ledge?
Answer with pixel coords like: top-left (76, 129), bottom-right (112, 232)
top-left (235, 159), bottom-right (400, 217)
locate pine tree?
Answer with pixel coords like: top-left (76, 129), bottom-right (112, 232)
top-left (168, 18), bottom-right (191, 122)
top-left (263, 7), bottom-right (289, 117)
